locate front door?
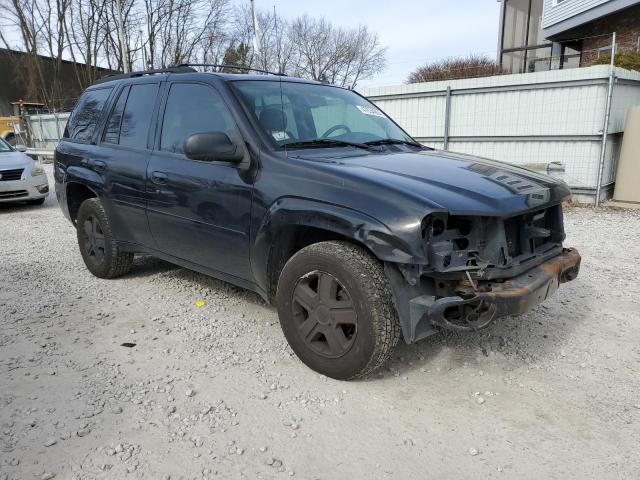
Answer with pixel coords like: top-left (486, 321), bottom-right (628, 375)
top-left (146, 81), bottom-right (253, 281)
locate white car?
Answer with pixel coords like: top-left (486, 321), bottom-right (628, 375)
top-left (0, 137), bottom-right (49, 205)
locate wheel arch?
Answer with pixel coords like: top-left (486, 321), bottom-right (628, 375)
top-left (66, 182), bottom-right (98, 224)
top-left (252, 197), bottom-right (419, 303)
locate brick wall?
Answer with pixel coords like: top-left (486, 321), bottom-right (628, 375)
top-left (580, 4), bottom-right (640, 65)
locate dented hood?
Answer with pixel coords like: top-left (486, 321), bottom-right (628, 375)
top-left (298, 149), bottom-right (571, 216)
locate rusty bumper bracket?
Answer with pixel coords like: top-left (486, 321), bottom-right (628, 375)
top-left (426, 248), bottom-right (581, 332)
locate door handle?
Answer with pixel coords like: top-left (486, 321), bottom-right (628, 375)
top-left (151, 171), bottom-right (168, 185)
top-left (90, 159), bottom-right (106, 173)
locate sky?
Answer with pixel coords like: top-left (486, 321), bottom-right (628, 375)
top-left (245, 0), bottom-right (503, 87)
top-left (1, 0), bottom-right (503, 88)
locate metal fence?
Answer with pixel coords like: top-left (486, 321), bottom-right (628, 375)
top-left (21, 65), bottom-right (640, 204)
top-left (24, 112), bottom-right (70, 159)
top-left (360, 65), bottom-right (640, 205)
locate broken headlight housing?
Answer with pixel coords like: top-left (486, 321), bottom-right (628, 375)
top-left (422, 207), bottom-right (565, 278)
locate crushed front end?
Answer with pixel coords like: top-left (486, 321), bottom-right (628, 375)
top-left (385, 204), bottom-right (581, 343)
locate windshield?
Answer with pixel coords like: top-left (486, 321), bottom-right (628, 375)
top-left (232, 80), bottom-right (414, 148)
top-left (0, 137), bottom-right (13, 152)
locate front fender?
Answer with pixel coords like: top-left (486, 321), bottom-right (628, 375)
top-left (251, 196), bottom-right (428, 295)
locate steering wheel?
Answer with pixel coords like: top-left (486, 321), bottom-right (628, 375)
top-left (321, 124), bottom-right (352, 138)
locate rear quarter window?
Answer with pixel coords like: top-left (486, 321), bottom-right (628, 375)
top-left (64, 87), bottom-right (112, 143)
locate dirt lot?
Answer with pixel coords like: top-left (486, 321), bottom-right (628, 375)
top-left (1, 166), bottom-right (639, 480)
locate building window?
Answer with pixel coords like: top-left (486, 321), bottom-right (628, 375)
top-left (502, 0), bottom-right (529, 50)
top-left (500, 0), bottom-right (578, 73)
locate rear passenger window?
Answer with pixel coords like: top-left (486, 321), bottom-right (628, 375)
top-left (103, 83), bottom-right (158, 149)
top-left (160, 83), bottom-right (237, 154)
top-left (120, 84), bottom-right (158, 148)
top-left (103, 86), bottom-right (129, 144)
top-left (64, 87), bottom-right (112, 143)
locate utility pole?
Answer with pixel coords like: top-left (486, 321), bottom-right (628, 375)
top-left (250, 0), bottom-right (261, 55)
top-left (115, 0), bottom-right (129, 73)
top-left (140, 29), bottom-right (147, 70)
top-left (274, 5), bottom-right (281, 73)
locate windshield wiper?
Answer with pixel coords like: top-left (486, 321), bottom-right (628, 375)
top-left (281, 139), bottom-right (374, 151)
top-left (365, 138), bottom-right (428, 149)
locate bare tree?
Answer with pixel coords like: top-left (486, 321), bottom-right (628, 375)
top-left (290, 15), bottom-right (385, 88)
top-left (0, 0), bottom-right (388, 112)
top-left (65, 0), bottom-right (110, 87)
top-left (248, 7), bottom-right (296, 74)
top-left (38, 0), bottom-right (72, 105)
top-left (1, 0), bottom-right (47, 101)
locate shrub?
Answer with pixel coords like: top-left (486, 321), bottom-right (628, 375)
top-left (591, 50), bottom-right (640, 71)
top-left (407, 54), bottom-right (506, 83)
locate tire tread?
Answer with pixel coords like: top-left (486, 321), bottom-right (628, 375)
top-left (77, 198), bottom-right (133, 279)
top-left (280, 241), bottom-right (400, 379)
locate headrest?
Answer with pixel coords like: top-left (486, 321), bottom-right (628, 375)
top-left (259, 107), bottom-right (286, 132)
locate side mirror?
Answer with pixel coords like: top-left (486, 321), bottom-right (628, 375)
top-left (184, 132), bottom-right (243, 163)
top-left (15, 144), bottom-right (27, 152)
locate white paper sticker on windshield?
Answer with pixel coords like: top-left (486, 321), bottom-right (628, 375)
top-left (356, 105), bottom-right (385, 117)
top-left (272, 131), bottom-right (290, 141)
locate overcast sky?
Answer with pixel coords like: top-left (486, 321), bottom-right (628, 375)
top-left (247, 0), bottom-right (503, 87)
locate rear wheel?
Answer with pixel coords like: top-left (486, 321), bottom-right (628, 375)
top-left (276, 241), bottom-right (400, 380)
top-left (76, 198), bottom-right (133, 278)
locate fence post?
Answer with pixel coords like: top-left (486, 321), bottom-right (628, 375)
top-left (443, 86), bottom-right (452, 150)
top-left (54, 113), bottom-right (62, 144)
top-left (595, 32), bottom-right (616, 208)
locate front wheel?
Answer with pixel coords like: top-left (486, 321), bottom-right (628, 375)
top-left (276, 241), bottom-right (400, 380)
top-left (76, 198), bottom-right (133, 279)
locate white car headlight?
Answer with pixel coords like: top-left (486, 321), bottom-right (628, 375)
top-left (31, 164), bottom-right (45, 176)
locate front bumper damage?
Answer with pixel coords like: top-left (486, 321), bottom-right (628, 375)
top-left (386, 248), bottom-right (581, 343)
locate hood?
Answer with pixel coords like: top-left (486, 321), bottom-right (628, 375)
top-left (295, 149), bottom-right (571, 216)
top-left (0, 151), bottom-right (34, 171)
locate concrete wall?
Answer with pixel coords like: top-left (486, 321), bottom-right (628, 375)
top-left (360, 65), bottom-right (640, 204)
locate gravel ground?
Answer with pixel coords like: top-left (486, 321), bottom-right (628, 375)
top-left (1, 166), bottom-right (639, 480)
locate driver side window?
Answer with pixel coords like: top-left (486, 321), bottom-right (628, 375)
top-left (160, 83), bottom-right (238, 154)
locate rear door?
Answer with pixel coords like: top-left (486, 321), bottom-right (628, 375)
top-left (146, 81), bottom-right (253, 280)
top-left (95, 80), bottom-right (160, 246)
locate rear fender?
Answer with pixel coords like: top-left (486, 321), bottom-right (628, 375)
top-left (59, 167), bottom-right (105, 223)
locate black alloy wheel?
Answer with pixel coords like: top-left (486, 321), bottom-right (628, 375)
top-left (76, 198), bottom-right (133, 278)
top-left (82, 214), bottom-right (106, 266)
top-left (291, 271), bottom-right (358, 359)
top-left (276, 241), bottom-right (400, 380)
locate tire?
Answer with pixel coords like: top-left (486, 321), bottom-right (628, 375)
top-left (76, 198), bottom-right (133, 279)
top-left (27, 198), bottom-right (45, 205)
top-left (276, 241), bottom-right (400, 380)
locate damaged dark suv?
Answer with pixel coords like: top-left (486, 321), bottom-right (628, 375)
top-left (54, 66), bottom-right (581, 380)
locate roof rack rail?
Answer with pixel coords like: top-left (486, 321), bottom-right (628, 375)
top-left (173, 63), bottom-right (287, 76)
top-left (93, 66), bottom-right (197, 85)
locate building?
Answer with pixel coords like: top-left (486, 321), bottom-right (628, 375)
top-left (0, 48), bottom-right (115, 116)
top-left (498, 0), bottom-right (640, 73)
